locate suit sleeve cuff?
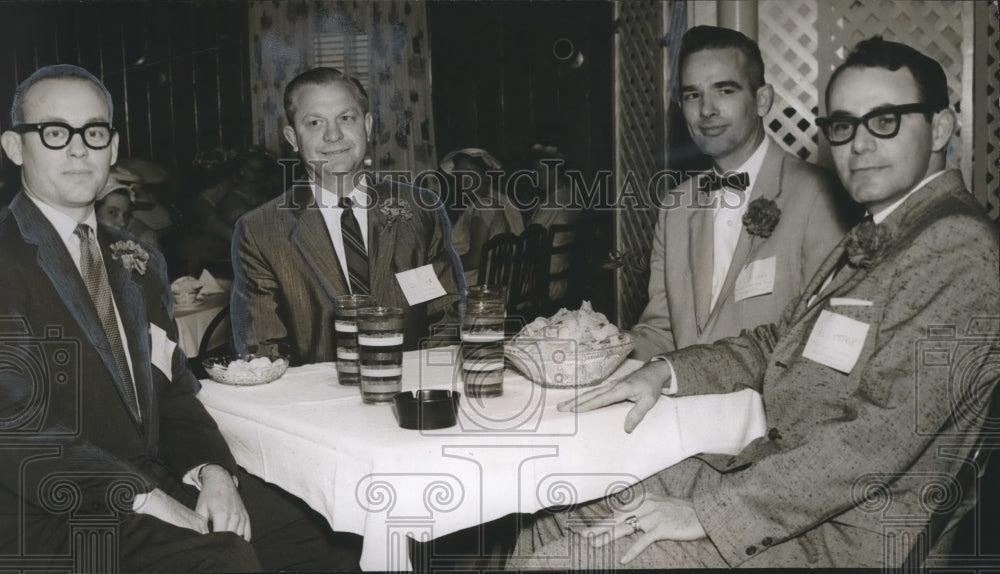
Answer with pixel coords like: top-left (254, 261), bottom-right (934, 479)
top-left (183, 464), bottom-right (239, 490)
top-left (649, 354), bottom-right (679, 395)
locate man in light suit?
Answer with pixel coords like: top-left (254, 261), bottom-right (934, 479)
top-left (0, 65), bottom-right (358, 571)
top-left (232, 67), bottom-right (463, 366)
top-left (511, 37), bottom-right (999, 569)
top-left (631, 25), bottom-right (857, 360)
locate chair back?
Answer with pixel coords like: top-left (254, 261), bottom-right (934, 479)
top-left (544, 222), bottom-right (581, 313)
top-left (507, 224), bottom-right (550, 321)
top-left (477, 226), bottom-right (551, 330)
top-left (478, 232), bottom-right (520, 290)
top-left (188, 304), bottom-right (232, 378)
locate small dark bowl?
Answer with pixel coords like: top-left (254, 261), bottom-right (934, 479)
top-left (392, 390), bottom-right (461, 430)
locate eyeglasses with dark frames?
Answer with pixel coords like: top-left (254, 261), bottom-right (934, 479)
top-left (815, 103), bottom-right (937, 146)
top-left (11, 122), bottom-right (115, 150)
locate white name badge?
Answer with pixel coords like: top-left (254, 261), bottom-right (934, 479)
top-left (149, 323), bottom-right (177, 380)
top-left (395, 264), bottom-right (447, 305)
top-left (734, 256), bottom-right (776, 302)
top-left (802, 309), bottom-right (870, 374)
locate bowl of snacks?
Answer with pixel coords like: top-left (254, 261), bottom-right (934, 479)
top-left (202, 355), bottom-right (289, 386)
top-left (505, 302), bottom-right (632, 388)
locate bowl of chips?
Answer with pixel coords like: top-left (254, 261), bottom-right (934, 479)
top-left (505, 302), bottom-right (632, 388)
top-left (202, 354), bottom-right (289, 386)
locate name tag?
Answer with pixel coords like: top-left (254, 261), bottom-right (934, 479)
top-left (395, 264), bottom-right (447, 305)
top-left (149, 323), bottom-right (177, 380)
top-left (734, 256), bottom-right (776, 302)
top-left (802, 310), bottom-right (869, 374)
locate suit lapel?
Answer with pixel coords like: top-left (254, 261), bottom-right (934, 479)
top-left (11, 194), bottom-right (143, 429)
top-left (366, 180), bottom-right (397, 304)
top-left (287, 186), bottom-right (352, 305)
top-left (98, 227), bottom-right (151, 427)
top-left (707, 143), bottom-right (785, 327)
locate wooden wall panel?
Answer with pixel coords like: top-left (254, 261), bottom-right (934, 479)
top-left (0, 2), bottom-right (252, 207)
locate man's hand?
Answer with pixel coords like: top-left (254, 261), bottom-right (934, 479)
top-left (134, 488), bottom-right (209, 534)
top-left (195, 464), bottom-right (252, 541)
top-left (573, 493), bottom-right (706, 565)
top-left (557, 360), bottom-right (673, 433)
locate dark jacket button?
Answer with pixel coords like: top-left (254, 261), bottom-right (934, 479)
top-left (746, 545), bottom-right (757, 555)
top-left (767, 427), bottom-right (782, 440)
top-left (761, 537), bottom-right (774, 546)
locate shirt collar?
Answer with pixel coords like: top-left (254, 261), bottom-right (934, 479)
top-left (25, 192), bottom-right (98, 242)
top-left (871, 169), bottom-right (945, 224)
top-left (313, 174), bottom-right (371, 209)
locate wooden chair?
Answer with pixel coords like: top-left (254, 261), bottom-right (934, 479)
top-left (543, 222), bottom-right (581, 314)
top-left (476, 226), bottom-right (551, 333)
top-left (187, 304), bottom-right (232, 378)
top-left (507, 224), bottom-right (550, 323)
top-left (477, 232), bottom-right (520, 290)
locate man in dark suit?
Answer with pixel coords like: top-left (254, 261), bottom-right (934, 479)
top-left (511, 37), bottom-right (999, 570)
top-left (232, 67), bottom-right (463, 365)
top-left (0, 64), bottom-right (358, 571)
top-left (631, 26), bottom-right (856, 360)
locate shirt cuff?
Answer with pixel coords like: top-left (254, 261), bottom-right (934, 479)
top-left (649, 354), bottom-right (679, 395)
top-left (183, 463), bottom-right (239, 490)
top-left (132, 492), bottom-right (148, 511)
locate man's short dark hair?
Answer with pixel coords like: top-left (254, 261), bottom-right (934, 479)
top-left (678, 25), bottom-right (766, 92)
top-left (825, 36), bottom-right (950, 114)
top-left (283, 67), bottom-right (369, 125)
top-left (10, 64), bottom-right (114, 125)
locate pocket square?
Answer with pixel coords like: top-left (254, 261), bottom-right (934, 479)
top-left (830, 297), bottom-right (873, 307)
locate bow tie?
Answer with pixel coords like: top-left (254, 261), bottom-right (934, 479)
top-left (698, 171), bottom-right (750, 193)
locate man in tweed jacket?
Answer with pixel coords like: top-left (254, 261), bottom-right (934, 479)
top-left (232, 67), bottom-right (463, 365)
top-left (510, 37), bottom-right (999, 570)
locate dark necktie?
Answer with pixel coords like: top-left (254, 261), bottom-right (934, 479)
top-left (699, 171), bottom-right (750, 193)
top-left (340, 197), bottom-right (370, 295)
top-left (74, 224), bottom-right (141, 422)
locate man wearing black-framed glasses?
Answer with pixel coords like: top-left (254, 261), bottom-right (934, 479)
top-left (0, 64), bottom-right (360, 572)
top-left (10, 121), bottom-right (116, 150)
top-left (511, 36), bottom-right (998, 571)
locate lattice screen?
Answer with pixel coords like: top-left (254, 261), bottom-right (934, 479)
top-left (987, 0), bottom-right (1000, 220)
top-left (614, 0), bottom-right (668, 328)
top-left (759, 0), bottom-right (820, 162)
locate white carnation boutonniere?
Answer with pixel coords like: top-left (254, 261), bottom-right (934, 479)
top-left (377, 198), bottom-right (414, 232)
top-left (110, 240), bottom-right (149, 276)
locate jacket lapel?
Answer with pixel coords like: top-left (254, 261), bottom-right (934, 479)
top-left (287, 186), bottom-right (352, 305)
top-left (707, 142), bottom-right (785, 326)
top-left (11, 194), bottom-right (143, 428)
top-left (365, 180), bottom-right (402, 305)
top-left (799, 170), bottom-right (966, 315)
top-left (98, 227), bottom-right (151, 427)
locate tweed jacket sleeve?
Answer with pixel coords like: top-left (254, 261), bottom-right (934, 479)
top-left (230, 212), bottom-right (288, 358)
top-left (667, 182), bottom-right (1000, 565)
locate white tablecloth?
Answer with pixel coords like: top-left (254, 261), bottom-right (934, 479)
top-left (197, 348), bottom-right (766, 571)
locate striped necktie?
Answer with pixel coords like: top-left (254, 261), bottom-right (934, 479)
top-left (74, 224), bottom-right (142, 422)
top-left (340, 197), bottom-right (370, 295)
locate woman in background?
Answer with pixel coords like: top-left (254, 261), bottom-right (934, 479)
top-left (441, 148), bottom-right (524, 286)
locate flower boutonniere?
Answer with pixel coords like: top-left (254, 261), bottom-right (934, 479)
top-left (844, 219), bottom-right (891, 269)
top-left (742, 197), bottom-right (781, 238)
top-left (110, 240), bottom-right (149, 276)
top-left (377, 198), bottom-right (414, 232)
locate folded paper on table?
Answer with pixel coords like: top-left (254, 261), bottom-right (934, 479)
top-left (171, 275), bottom-right (201, 293)
top-left (197, 269), bottom-right (226, 294)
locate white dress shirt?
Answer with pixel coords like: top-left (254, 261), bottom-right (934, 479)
top-left (710, 137), bottom-right (770, 310)
top-left (314, 178), bottom-right (371, 293)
